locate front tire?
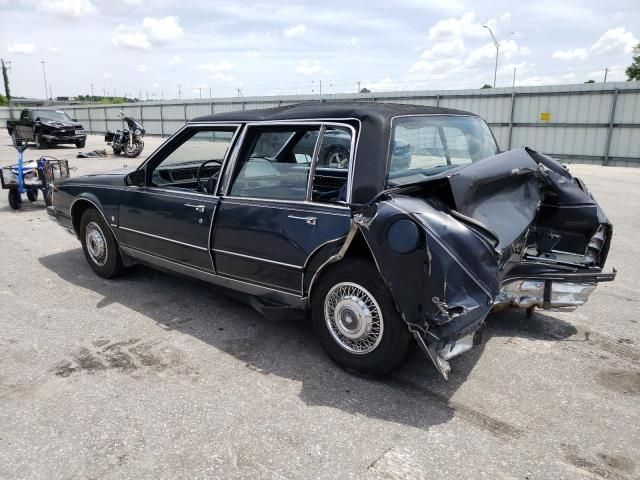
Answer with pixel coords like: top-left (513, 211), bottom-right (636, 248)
top-left (34, 133), bottom-right (47, 149)
top-left (79, 208), bottom-right (125, 278)
top-left (124, 139), bottom-right (144, 158)
top-left (76, 139), bottom-right (86, 148)
top-left (8, 190), bottom-right (22, 210)
top-left (311, 258), bottom-right (412, 377)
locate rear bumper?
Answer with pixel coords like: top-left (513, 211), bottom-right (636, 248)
top-left (495, 269), bottom-right (617, 311)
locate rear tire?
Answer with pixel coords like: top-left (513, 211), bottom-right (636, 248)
top-left (79, 208), bottom-right (125, 278)
top-left (311, 258), bottom-right (412, 377)
top-left (8, 190), bottom-right (22, 210)
top-left (26, 190), bottom-right (38, 202)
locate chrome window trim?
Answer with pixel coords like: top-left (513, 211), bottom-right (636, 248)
top-left (135, 121), bottom-right (243, 170)
top-left (220, 120), bottom-right (359, 204)
top-left (222, 198), bottom-right (350, 215)
top-left (386, 113), bottom-right (495, 185)
top-left (213, 248), bottom-right (303, 270)
top-left (118, 225), bottom-right (209, 252)
top-left (306, 125), bottom-right (326, 202)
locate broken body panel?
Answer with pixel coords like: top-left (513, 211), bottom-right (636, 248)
top-left (356, 147), bottom-right (615, 378)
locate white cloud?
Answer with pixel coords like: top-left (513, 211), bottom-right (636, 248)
top-left (409, 58), bottom-right (461, 74)
top-left (245, 50), bottom-right (260, 58)
top-left (362, 77), bottom-right (397, 91)
top-left (284, 23), bottom-right (306, 38)
top-left (112, 16), bottom-right (184, 51)
top-left (103, 72), bottom-right (113, 79)
top-left (136, 64), bottom-right (147, 72)
top-left (48, 46), bottom-right (60, 53)
top-left (209, 73), bottom-right (234, 81)
top-left (197, 61), bottom-right (235, 73)
top-left (346, 36), bottom-right (360, 49)
top-left (7, 43), bottom-right (36, 54)
top-left (112, 25), bottom-right (151, 50)
top-left (465, 39), bottom-right (530, 66)
top-left (589, 27), bottom-right (638, 56)
top-left (38, 0), bottom-right (96, 18)
top-left (295, 59), bottom-right (328, 75)
top-left (168, 55), bottom-right (182, 65)
top-left (552, 48), bottom-right (588, 61)
top-left (428, 12), bottom-right (489, 40)
top-left (142, 16), bottom-right (184, 44)
top-left (420, 39), bottom-right (465, 59)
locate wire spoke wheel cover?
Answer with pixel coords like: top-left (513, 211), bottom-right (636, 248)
top-left (85, 221), bottom-right (108, 266)
top-left (324, 282), bottom-right (384, 354)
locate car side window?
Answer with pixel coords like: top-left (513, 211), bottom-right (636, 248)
top-left (150, 128), bottom-right (236, 191)
top-left (21, 111), bottom-right (30, 120)
top-left (229, 126), bottom-right (320, 201)
top-left (311, 126), bottom-right (352, 203)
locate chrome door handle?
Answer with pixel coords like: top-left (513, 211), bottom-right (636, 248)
top-left (288, 215), bottom-right (317, 226)
top-left (184, 203), bottom-right (206, 212)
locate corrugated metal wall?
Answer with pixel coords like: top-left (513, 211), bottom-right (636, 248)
top-left (2, 81), bottom-right (639, 166)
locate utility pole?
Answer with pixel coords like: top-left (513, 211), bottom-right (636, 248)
top-left (199, 87), bottom-right (202, 99)
top-left (603, 68), bottom-right (608, 83)
top-left (209, 87), bottom-right (212, 98)
top-left (482, 26), bottom-right (499, 88)
top-left (1, 58), bottom-right (13, 117)
top-left (90, 83), bottom-right (94, 103)
top-left (49, 85), bottom-right (53, 104)
top-left (512, 68), bottom-right (517, 88)
top-left (146, 90), bottom-right (149, 101)
top-left (40, 61), bottom-right (49, 105)
top-left (178, 84), bottom-right (182, 99)
top-left (237, 88), bottom-right (243, 97)
top-left (319, 80), bottom-right (322, 96)
top-left (357, 81), bottom-right (361, 93)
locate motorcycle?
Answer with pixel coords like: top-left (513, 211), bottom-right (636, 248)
top-left (105, 111), bottom-right (145, 158)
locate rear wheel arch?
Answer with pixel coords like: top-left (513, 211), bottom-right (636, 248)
top-left (306, 229), bottom-right (381, 301)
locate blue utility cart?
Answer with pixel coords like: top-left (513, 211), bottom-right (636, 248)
top-left (0, 138), bottom-right (69, 210)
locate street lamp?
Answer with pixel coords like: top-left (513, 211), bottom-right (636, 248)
top-left (40, 61), bottom-right (49, 105)
top-left (483, 26), bottom-right (499, 88)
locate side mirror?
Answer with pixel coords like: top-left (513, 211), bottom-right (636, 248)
top-left (125, 169), bottom-right (145, 186)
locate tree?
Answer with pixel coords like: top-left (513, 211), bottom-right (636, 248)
top-left (0, 94), bottom-right (8, 106)
top-left (626, 43), bottom-right (640, 81)
top-left (481, 84), bottom-right (492, 89)
top-left (584, 79), bottom-right (595, 83)
top-left (359, 87), bottom-right (371, 93)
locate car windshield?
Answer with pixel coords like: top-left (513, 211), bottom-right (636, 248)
top-left (32, 110), bottom-right (72, 122)
top-left (387, 115), bottom-right (498, 187)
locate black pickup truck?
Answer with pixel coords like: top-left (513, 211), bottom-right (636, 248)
top-left (7, 109), bottom-right (86, 149)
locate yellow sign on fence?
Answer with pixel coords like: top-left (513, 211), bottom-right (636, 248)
top-left (539, 112), bottom-right (552, 122)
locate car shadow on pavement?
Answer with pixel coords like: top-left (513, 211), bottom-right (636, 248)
top-left (39, 249), bottom-right (577, 434)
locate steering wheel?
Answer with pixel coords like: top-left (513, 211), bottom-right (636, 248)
top-left (196, 159), bottom-right (222, 193)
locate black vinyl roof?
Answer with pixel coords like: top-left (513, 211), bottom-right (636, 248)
top-left (192, 101), bottom-right (475, 123)
top-left (192, 101), bottom-right (480, 204)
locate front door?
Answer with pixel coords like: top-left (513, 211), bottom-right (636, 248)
top-left (213, 124), bottom-right (354, 294)
top-left (118, 125), bottom-right (239, 271)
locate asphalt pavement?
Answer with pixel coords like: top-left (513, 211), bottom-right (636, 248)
top-left (0, 131), bottom-right (638, 479)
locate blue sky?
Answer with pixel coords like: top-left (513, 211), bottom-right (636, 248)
top-left (1, 0), bottom-right (638, 99)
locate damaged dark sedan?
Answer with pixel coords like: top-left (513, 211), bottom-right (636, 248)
top-left (47, 103), bottom-right (616, 378)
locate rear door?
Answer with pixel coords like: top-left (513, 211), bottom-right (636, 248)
top-left (212, 123), bottom-right (354, 294)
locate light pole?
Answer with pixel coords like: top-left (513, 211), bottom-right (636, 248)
top-left (40, 61), bottom-right (49, 105)
top-left (483, 26), bottom-right (499, 88)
